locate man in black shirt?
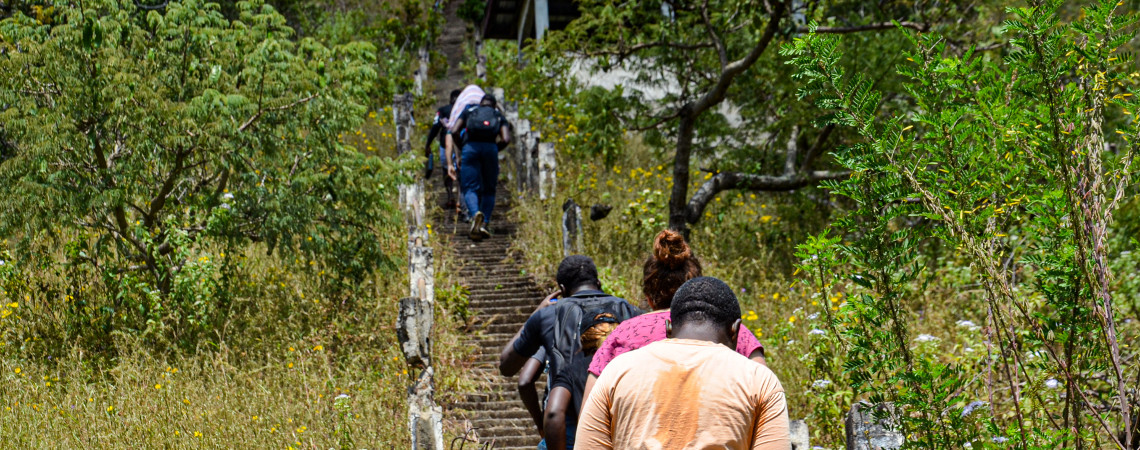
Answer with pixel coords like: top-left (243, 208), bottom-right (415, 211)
top-left (498, 255), bottom-right (640, 444)
top-left (425, 89), bottom-right (461, 207)
top-left (543, 310), bottom-right (619, 450)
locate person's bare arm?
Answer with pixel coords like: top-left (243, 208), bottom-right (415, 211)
top-left (544, 387), bottom-right (571, 450)
top-left (499, 123), bottom-right (511, 144)
top-left (518, 357), bottom-right (546, 436)
top-left (581, 373), bottom-right (597, 416)
top-left (445, 133), bottom-right (457, 180)
top-left (448, 117), bottom-right (465, 135)
top-left (748, 349), bottom-right (767, 366)
top-left (499, 342), bottom-right (530, 377)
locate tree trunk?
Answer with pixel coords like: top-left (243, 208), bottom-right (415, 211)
top-left (667, 108), bottom-right (697, 232)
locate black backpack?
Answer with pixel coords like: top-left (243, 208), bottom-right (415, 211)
top-left (465, 105), bottom-right (501, 142)
top-left (549, 292), bottom-right (642, 375)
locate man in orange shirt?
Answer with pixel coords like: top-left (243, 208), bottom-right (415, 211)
top-left (575, 276), bottom-right (790, 449)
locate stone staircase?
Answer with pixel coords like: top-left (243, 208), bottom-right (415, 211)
top-left (434, 181), bottom-right (546, 449)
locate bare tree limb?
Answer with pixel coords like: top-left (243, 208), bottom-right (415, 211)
top-left (690, 0), bottom-right (786, 114)
top-left (800, 123), bottom-right (836, 171)
top-left (238, 94), bottom-right (319, 132)
top-left (701, 0), bottom-right (728, 69)
top-left (684, 169), bottom-right (849, 223)
top-left (797, 21), bottom-right (929, 34)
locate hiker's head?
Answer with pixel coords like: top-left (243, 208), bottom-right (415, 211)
top-left (556, 255), bottom-right (601, 293)
top-left (579, 311), bottom-right (618, 351)
top-left (450, 89), bottom-right (461, 103)
top-left (667, 276), bottom-right (741, 347)
top-left (481, 94), bottom-right (497, 108)
top-left (642, 230), bottom-right (702, 310)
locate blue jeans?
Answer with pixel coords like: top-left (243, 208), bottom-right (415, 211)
top-left (460, 141), bottom-right (498, 223)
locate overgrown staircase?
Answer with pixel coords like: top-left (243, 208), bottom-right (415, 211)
top-left (434, 182), bottom-right (546, 448)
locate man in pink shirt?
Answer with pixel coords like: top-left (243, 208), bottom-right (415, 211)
top-left (576, 277), bottom-right (790, 449)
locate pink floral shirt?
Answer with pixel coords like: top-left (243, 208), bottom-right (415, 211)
top-left (588, 310), bottom-right (764, 376)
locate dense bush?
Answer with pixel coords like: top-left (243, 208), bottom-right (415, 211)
top-left (0, 0), bottom-right (412, 354)
top-left (785, 1), bottom-right (1139, 446)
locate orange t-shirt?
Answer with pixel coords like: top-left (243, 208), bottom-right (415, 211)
top-left (576, 338), bottom-right (790, 449)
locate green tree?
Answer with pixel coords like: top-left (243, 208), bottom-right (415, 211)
top-left (537, 0), bottom-right (1004, 232)
top-left (788, 0), bottom-right (1138, 446)
top-left (0, 0), bottom-right (407, 349)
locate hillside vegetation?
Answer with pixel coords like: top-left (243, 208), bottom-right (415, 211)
top-left (491, 0), bottom-right (1140, 447)
top-left (0, 0), bottom-right (476, 446)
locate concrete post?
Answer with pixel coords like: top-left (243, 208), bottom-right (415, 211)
top-left (394, 89), bottom-right (441, 450)
top-left (534, 0), bottom-right (549, 40)
top-left (407, 367), bottom-right (444, 450)
top-left (515, 119), bottom-right (532, 193)
top-left (474, 28), bottom-right (487, 81)
top-left (397, 297), bottom-right (433, 368)
top-left (501, 97), bottom-right (520, 186)
top-left (394, 93), bottom-right (415, 156)
top-left (562, 199), bottom-right (582, 257)
top-left (526, 131), bottom-right (540, 193)
top-left (538, 142), bottom-right (556, 200)
top-left (846, 402), bottom-right (904, 450)
top-left (414, 46), bottom-right (429, 96)
top-left (789, 419), bottom-right (810, 450)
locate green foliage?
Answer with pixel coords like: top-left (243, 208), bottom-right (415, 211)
top-left (786, 1), bottom-right (1139, 445)
top-left (0, 0), bottom-right (412, 353)
top-left (456, 0), bottom-right (485, 23)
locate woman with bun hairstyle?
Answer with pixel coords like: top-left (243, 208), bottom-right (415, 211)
top-left (579, 230), bottom-right (766, 408)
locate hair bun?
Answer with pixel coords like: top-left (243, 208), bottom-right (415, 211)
top-left (653, 230), bottom-right (692, 268)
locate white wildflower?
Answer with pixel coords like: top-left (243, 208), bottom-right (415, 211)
top-left (809, 329), bottom-right (827, 336)
top-left (914, 334), bottom-right (939, 343)
top-left (222, 192), bottom-right (234, 200)
top-left (956, 320), bottom-right (979, 330)
top-left (961, 400), bottom-right (987, 417)
top-left (992, 436), bottom-right (1008, 443)
top-left (811, 379), bottom-right (832, 389)
top-left (1044, 379), bottom-right (1060, 389)
top-left (808, 313), bottom-right (820, 320)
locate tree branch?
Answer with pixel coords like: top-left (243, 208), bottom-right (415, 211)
top-left (797, 21), bottom-right (929, 34)
top-left (690, 0), bottom-right (786, 114)
top-left (238, 93), bottom-right (319, 132)
top-left (800, 123), bottom-right (835, 172)
top-left (684, 169), bottom-right (849, 223)
top-left (701, 0), bottom-right (728, 69)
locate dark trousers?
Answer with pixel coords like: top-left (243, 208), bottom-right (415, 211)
top-left (460, 141), bottom-right (498, 223)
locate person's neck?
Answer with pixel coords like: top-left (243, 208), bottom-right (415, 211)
top-left (565, 285), bottom-right (600, 296)
top-left (671, 325), bottom-right (733, 348)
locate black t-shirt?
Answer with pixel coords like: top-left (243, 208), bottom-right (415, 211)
top-left (551, 350), bottom-right (593, 427)
top-left (426, 104), bottom-right (453, 148)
